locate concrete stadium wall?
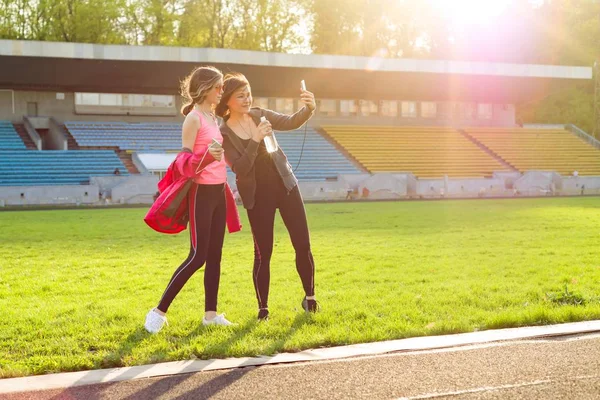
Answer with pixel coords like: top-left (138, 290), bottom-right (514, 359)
top-left (0, 185), bottom-right (99, 206)
top-left (313, 103), bottom-right (515, 127)
top-left (296, 174), bottom-right (520, 201)
top-left (111, 175), bottom-right (160, 204)
top-left (90, 175), bottom-right (159, 204)
top-left (561, 176), bottom-right (600, 195)
top-left (298, 181), bottom-right (353, 201)
top-left (0, 175), bottom-right (159, 207)
top-left (1, 90), bottom-right (517, 127)
top-left (514, 171), bottom-right (563, 195)
top-left (299, 174), bottom-right (418, 201)
top-left (0, 91), bottom-right (186, 123)
top-left (509, 172), bottom-right (600, 196)
top-left (445, 178), bottom-right (507, 197)
top-left (415, 178), bottom-right (507, 198)
top-left (338, 174), bottom-right (371, 188)
top-left (2, 172), bottom-right (598, 207)
top-left (298, 172), bottom-right (600, 201)
top-left (357, 173), bottom-right (417, 199)
top-left (27, 116), bottom-right (67, 150)
top-left (91, 176), bottom-right (135, 193)
top-left (492, 171), bottom-right (522, 188)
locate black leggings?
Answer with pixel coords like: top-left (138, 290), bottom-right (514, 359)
top-left (247, 184), bottom-right (315, 309)
top-left (157, 183), bottom-right (226, 313)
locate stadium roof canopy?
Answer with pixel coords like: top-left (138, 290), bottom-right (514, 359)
top-left (0, 39), bottom-right (593, 103)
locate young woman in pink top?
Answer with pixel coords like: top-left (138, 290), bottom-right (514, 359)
top-left (145, 66), bottom-right (234, 333)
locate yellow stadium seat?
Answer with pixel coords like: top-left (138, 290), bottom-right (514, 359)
top-left (321, 125), bottom-right (511, 178)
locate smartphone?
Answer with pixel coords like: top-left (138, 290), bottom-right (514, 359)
top-left (210, 138), bottom-right (222, 149)
top-left (301, 80), bottom-right (306, 91)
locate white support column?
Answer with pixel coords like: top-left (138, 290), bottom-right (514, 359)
top-left (594, 60), bottom-right (600, 139)
top-left (0, 89), bottom-right (15, 114)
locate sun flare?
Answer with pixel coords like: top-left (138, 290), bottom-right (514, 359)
top-left (428, 0), bottom-right (513, 25)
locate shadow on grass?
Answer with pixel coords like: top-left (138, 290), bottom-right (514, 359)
top-left (48, 326), bottom-right (150, 400)
top-left (262, 312), bottom-right (314, 355)
top-left (195, 318), bottom-right (259, 357)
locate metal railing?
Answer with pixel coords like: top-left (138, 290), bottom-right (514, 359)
top-left (566, 124), bottom-right (600, 150)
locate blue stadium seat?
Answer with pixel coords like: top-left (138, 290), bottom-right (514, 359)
top-left (0, 121), bottom-right (27, 149)
top-left (0, 150), bottom-right (129, 186)
top-left (65, 121), bottom-right (363, 181)
top-left (274, 128), bottom-right (362, 181)
top-left (65, 121), bottom-right (181, 151)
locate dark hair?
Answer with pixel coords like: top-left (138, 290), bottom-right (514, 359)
top-left (215, 72), bottom-right (250, 120)
top-left (180, 66), bottom-right (223, 116)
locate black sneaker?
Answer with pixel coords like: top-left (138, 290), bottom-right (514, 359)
top-left (257, 308), bottom-right (269, 321)
top-left (301, 297), bottom-right (319, 313)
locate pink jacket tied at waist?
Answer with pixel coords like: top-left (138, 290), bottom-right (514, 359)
top-left (144, 147), bottom-right (241, 234)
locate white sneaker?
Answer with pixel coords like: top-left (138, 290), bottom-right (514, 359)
top-left (202, 313), bottom-right (234, 326)
top-left (144, 308), bottom-right (167, 333)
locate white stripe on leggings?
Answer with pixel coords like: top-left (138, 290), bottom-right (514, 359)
top-left (308, 249), bottom-right (315, 296)
top-left (158, 186), bottom-right (199, 306)
top-left (251, 227), bottom-right (264, 307)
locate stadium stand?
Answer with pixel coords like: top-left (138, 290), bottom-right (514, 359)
top-left (321, 125), bottom-right (511, 178)
top-left (0, 120), bottom-right (27, 150)
top-left (464, 128), bottom-right (600, 176)
top-left (274, 128), bottom-right (363, 181)
top-left (0, 150), bottom-right (129, 186)
top-left (10, 120), bottom-right (599, 187)
top-left (65, 121), bottom-right (363, 181)
top-left (65, 121), bottom-right (181, 151)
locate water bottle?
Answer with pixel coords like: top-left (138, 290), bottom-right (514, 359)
top-left (261, 116), bottom-right (278, 153)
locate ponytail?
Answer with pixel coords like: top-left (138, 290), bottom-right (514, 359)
top-left (215, 102), bottom-right (229, 120)
top-left (181, 102), bottom-right (194, 116)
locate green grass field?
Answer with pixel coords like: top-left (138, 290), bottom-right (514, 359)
top-left (1, 197), bottom-right (599, 378)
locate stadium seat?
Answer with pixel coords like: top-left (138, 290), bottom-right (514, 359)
top-left (65, 121), bottom-right (363, 181)
top-left (322, 126), bottom-right (511, 178)
top-left (0, 120), bottom-right (27, 150)
top-left (0, 150), bottom-right (129, 186)
top-left (274, 128), bottom-right (363, 181)
top-left (65, 121), bottom-right (182, 152)
top-left (464, 128), bottom-right (600, 176)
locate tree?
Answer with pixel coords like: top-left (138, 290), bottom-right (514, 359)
top-left (126, 0), bottom-right (179, 46)
top-left (45, 0), bottom-right (128, 43)
top-left (0, 0), bottom-right (37, 40)
top-left (253, 0), bottom-right (309, 52)
top-left (517, 0), bottom-right (600, 133)
top-left (311, 0), bottom-right (363, 55)
top-left (177, 0), bottom-right (217, 47)
top-left (178, 0), bottom-right (308, 51)
top-left (0, 0), bottom-right (129, 43)
top-left (311, 0), bottom-right (435, 58)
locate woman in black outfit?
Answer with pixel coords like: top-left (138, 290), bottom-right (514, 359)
top-left (216, 73), bottom-right (318, 320)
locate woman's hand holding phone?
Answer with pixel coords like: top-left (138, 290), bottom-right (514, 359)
top-left (208, 139), bottom-right (224, 161)
top-left (300, 81), bottom-right (316, 111)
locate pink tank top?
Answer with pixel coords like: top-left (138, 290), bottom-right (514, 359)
top-left (191, 110), bottom-right (227, 185)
